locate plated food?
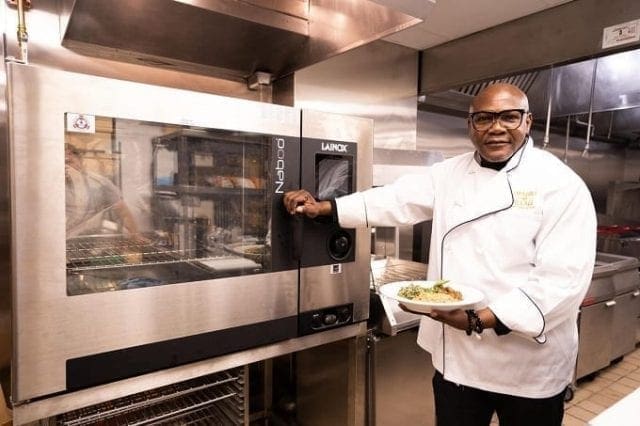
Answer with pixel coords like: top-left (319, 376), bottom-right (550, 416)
top-left (398, 280), bottom-right (462, 303)
top-left (379, 280), bottom-right (483, 313)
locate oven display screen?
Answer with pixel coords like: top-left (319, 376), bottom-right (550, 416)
top-left (315, 154), bottom-right (353, 200)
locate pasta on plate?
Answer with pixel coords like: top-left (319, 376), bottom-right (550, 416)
top-left (397, 280), bottom-right (463, 303)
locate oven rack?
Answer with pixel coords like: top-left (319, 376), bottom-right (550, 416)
top-left (66, 237), bottom-right (185, 270)
top-left (52, 368), bottom-right (246, 426)
top-left (67, 248), bottom-right (199, 271)
top-left (66, 237), bottom-right (263, 272)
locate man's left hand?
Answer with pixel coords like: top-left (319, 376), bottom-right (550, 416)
top-left (399, 304), bottom-right (497, 332)
top-left (399, 303), bottom-right (468, 330)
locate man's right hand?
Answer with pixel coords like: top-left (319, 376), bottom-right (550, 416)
top-left (283, 190), bottom-right (332, 218)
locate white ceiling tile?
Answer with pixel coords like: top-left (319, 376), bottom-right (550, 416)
top-left (380, 0), bottom-right (578, 50)
top-left (369, 0), bottom-right (437, 19)
top-left (384, 25), bottom-right (449, 50)
top-left (423, 0), bottom-right (542, 38)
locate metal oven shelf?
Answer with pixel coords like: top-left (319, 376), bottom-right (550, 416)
top-left (66, 235), bottom-right (266, 294)
top-left (66, 236), bottom-right (265, 272)
top-left (52, 368), bottom-right (247, 425)
top-left (66, 236), bottom-right (187, 271)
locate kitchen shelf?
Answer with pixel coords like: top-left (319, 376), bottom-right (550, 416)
top-left (153, 184), bottom-right (265, 197)
top-left (66, 236), bottom-right (184, 271)
top-left (66, 236), bottom-right (266, 273)
top-left (53, 367), bottom-right (246, 425)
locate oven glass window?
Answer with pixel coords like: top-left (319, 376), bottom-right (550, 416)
top-left (315, 154), bottom-right (353, 200)
top-left (65, 115), bottom-right (273, 295)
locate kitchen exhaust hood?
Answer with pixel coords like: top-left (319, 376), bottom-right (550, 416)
top-left (60, 0), bottom-right (423, 82)
top-left (420, 48), bottom-right (640, 146)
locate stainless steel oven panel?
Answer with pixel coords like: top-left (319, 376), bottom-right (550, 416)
top-left (8, 64), bottom-right (300, 401)
top-left (299, 110), bottom-right (373, 322)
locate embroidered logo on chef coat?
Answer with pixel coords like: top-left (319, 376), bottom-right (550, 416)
top-left (513, 190), bottom-right (536, 209)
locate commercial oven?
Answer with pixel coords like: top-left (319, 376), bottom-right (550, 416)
top-left (6, 63), bottom-right (372, 403)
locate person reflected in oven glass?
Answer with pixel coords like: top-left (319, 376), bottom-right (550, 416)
top-left (283, 83), bottom-right (597, 426)
top-left (65, 143), bottom-right (141, 239)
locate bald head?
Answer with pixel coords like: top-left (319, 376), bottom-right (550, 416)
top-left (467, 82), bottom-right (532, 162)
top-left (470, 83), bottom-right (529, 113)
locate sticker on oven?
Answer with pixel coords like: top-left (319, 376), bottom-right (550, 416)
top-left (66, 113), bottom-right (95, 134)
top-left (330, 264), bottom-right (342, 274)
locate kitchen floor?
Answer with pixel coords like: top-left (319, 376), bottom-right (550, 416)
top-left (489, 343), bottom-right (640, 426)
top-left (562, 344), bottom-right (640, 425)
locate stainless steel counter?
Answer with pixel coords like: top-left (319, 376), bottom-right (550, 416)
top-left (368, 329), bottom-right (435, 426)
top-left (367, 257), bottom-right (434, 426)
top-left (370, 257), bottom-right (427, 336)
top-left (576, 252), bottom-right (640, 380)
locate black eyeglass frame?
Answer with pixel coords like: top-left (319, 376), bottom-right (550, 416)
top-left (468, 109), bottom-right (529, 131)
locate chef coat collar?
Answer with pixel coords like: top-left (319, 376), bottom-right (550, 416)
top-left (480, 157), bottom-right (509, 170)
top-left (472, 136), bottom-right (532, 173)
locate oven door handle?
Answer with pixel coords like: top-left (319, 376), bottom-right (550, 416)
top-left (292, 214), bottom-right (304, 260)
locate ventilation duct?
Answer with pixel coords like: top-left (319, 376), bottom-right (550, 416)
top-left (60, 0), bottom-right (424, 81)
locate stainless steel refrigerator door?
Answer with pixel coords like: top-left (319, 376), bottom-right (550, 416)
top-left (299, 109), bottom-right (373, 324)
top-left (8, 63), bottom-right (300, 401)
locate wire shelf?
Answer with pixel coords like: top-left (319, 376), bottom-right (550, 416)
top-left (66, 236), bottom-right (266, 272)
top-left (66, 237), bottom-right (189, 271)
top-left (55, 368), bottom-right (246, 426)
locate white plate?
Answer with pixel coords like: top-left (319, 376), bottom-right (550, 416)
top-left (379, 280), bottom-right (484, 313)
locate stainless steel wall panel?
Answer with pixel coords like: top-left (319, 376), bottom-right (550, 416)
top-left (624, 149), bottom-right (640, 181)
top-left (553, 52), bottom-right (640, 117)
top-left (532, 129), bottom-right (628, 213)
top-left (8, 64), bottom-right (300, 401)
top-left (294, 41), bottom-right (418, 150)
top-left (416, 110), bottom-right (473, 158)
top-left (372, 148), bottom-right (444, 187)
top-left (594, 51), bottom-right (640, 113)
top-left (551, 60), bottom-right (596, 118)
top-left (0, 0), bottom-right (11, 403)
top-left (295, 334), bottom-right (367, 426)
top-left (369, 329), bottom-right (435, 426)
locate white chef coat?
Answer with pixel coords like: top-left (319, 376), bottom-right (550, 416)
top-left (336, 138), bottom-right (597, 398)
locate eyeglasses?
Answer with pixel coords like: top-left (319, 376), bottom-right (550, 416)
top-left (469, 109), bottom-right (528, 131)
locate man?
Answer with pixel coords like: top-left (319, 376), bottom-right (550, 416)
top-left (283, 83), bottom-right (597, 426)
top-left (65, 143), bottom-right (140, 237)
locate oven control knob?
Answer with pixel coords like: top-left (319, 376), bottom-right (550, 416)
top-left (328, 231), bottom-right (352, 260)
top-left (323, 313), bottom-right (338, 325)
top-left (337, 307), bottom-right (351, 323)
top-left (311, 313), bottom-right (323, 329)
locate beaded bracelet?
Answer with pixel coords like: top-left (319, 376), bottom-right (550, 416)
top-left (465, 309), bottom-right (485, 336)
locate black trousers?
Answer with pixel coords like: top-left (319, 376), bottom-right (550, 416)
top-left (432, 371), bottom-right (566, 426)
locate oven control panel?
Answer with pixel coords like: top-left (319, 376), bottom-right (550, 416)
top-left (298, 303), bottom-right (353, 335)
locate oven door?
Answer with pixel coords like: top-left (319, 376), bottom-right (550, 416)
top-left (9, 64), bottom-right (300, 401)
